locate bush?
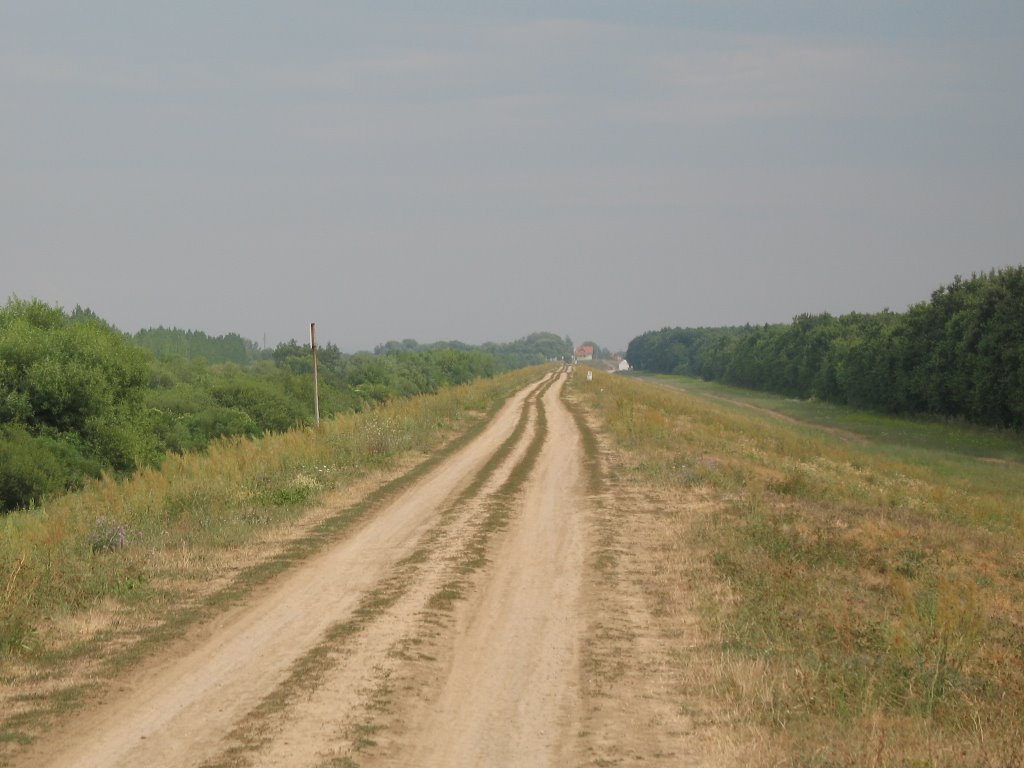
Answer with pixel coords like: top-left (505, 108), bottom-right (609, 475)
top-left (0, 298), bottom-right (154, 511)
top-left (209, 376), bottom-right (308, 432)
top-left (0, 425), bottom-right (75, 510)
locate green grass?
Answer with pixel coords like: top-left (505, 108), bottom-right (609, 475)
top-left (637, 372), bottom-right (1024, 464)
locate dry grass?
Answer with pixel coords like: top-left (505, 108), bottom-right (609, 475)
top-left (570, 368), bottom-right (1024, 767)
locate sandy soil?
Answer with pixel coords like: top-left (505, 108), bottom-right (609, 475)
top-left (381, 371), bottom-right (586, 767)
top-left (13, 368), bottom-right (714, 767)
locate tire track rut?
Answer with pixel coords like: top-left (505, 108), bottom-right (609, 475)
top-left (370, 369), bottom-right (586, 767)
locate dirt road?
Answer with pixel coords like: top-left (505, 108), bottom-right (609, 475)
top-left (15, 368), bottom-right (702, 767)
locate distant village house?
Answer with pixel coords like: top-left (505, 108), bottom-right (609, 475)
top-left (574, 345), bottom-right (594, 362)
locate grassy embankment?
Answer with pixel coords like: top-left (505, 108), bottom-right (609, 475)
top-left (0, 365), bottom-right (545, 751)
top-left (573, 368), bottom-right (1024, 767)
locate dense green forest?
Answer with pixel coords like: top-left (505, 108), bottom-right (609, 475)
top-left (0, 299), bottom-right (572, 512)
top-left (627, 267), bottom-right (1024, 429)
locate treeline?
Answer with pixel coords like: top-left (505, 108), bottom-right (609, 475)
top-left (627, 267), bottom-right (1024, 429)
top-left (373, 332), bottom-right (573, 370)
top-left (1, 301), bottom-right (159, 512)
top-left (136, 328), bottom-right (573, 372)
top-left (134, 327), bottom-right (260, 365)
top-left (0, 300), bottom-right (571, 512)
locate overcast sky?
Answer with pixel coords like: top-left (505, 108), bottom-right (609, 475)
top-left (3, 2), bottom-right (1022, 352)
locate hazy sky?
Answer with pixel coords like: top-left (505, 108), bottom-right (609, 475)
top-left (3, 2), bottom-right (1022, 352)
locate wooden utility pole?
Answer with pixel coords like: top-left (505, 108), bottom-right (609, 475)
top-left (310, 322), bottom-right (321, 427)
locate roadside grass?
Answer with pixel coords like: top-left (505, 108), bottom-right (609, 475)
top-left (572, 368), bottom-right (1024, 766)
top-left (0, 366), bottom-right (544, 752)
top-left (638, 372), bottom-right (1024, 465)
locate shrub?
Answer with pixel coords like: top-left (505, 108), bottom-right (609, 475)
top-left (0, 425), bottom-right (80, 510)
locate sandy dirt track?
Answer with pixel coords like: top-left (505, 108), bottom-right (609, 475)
top-left (388, 370), bottom-right (585, 766)
top-left (14, 368), bottom-right (706, 767)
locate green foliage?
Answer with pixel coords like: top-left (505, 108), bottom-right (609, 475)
top-left (0, 425), bottom-right (79, 510)
top-left (208, 371), bottom-right (308, 432)
top-left (133, 327), bottom-right (258, 365)
top-left (137, 330), bottom-right (553, 460)
top-left (0, 298), bottom-right (155, 509)
top-left (482, 331), bottom-right (573, 367)
top-left (373, 332), bottom-right (572, 370)
top-left (626, 267), bottom-right (1024, 429)
top-left (0, 301), bottom-right (149, 433)
top-left (1, 296), bottom-right (569, 512)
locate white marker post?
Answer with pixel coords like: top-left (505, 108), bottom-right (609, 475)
top-left (310, 322), bottom-right (321, 427)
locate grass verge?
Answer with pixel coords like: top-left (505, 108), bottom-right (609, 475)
top-left (637, 372), bottom-right (1024, 465)
top-left (573, 367), bottom-right (1024, 766)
